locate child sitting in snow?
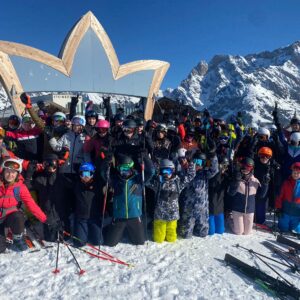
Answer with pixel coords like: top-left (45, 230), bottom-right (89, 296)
top-left (178, 151), bottom-right (219, 238)
top-left (148, 159), bottom-right (195, 243)
top-left (275, 162), bottom-right (300, 233)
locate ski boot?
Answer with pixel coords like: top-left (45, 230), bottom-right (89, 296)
top-left (13, 234), bottom-right (28, 252)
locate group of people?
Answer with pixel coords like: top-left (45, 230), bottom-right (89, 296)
top-left (0, 93), bottom-right (299, 253)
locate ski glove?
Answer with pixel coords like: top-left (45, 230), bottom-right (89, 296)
top-left (20, 92), bottom-right (32, 109)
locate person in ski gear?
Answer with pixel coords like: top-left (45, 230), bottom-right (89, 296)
top-left (253, 147), bottom-right (274, 224)
top-left (27, 154), bottom-right (62, 241)
top-left (0, 158), bottom-right (47, 253)
top-left (48, 115), bottom-right (90, 232)
top-left (148, 159), bottom-right (195, 243)
top-left (228, 157), bottom-right (268, 235)
top-left (103, 155), bottom-right (154, 246)
top-left (208, 157), bottom-right (230, 235)
top-left (152, 124), bottom-right (172, 163)
top-left (73, 162), bottom-right (103, 246)
top-left (178, 151), bottom-right (218, 238)
top-left (85, 110), bottom-right (98, 137)
top-left (275, 162), bottom-right (300, 233)
top-left (181, 128), bottom-right (199, 154)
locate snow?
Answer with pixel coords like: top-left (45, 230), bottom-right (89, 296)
top-left (1, 227), bottom-right (299, 299)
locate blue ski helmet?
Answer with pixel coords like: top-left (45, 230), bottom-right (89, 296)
top-left (79, 162), bottom-right (95, 173)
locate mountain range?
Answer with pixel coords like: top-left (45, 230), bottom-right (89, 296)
top-left (164, 41), bottom-right (300, 126)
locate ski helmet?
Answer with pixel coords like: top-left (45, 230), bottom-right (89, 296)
top-left (71, 115), bottom-right (86, 126)
top-left (8, 115), bottom-right (21, 127)
top-left (240, 157), bottom-right (255, 170)
top-left (156, 124), bottom-right (168, 132)
top-left (123, 119), bottom-right (136, 129)
top-left (178, 148), bottom-right (187, 158)
top-left (258, 127), bottom-right (270, 139)
top-left (291, 162), bottom-right (300, 170)
top-left (159, 159), bottom-right (175, 169)
top-left (95, 119), bottom-right (110, 129)
top-left (114, 113), bottom-right (125, 122)
top-left (219, 157), bottom-right (230, 166)
top-left (116, 155), bottom-right (134, 167)
top-left (85, 110), bottom-right (98, 120)
top-left (52, 112), bottom-right (66, 122)
top-left (79, 162), bottom-right (95, 173)
top-left (135, 118), bottom-right (145, 126)
top-left (98, 115), bottom-right (105, 120)
top-left (290, 132), bottom-right (300, 143)
top-left (21, 114), bottom-right (32, 124)
top-left (258, 147), bottom-right (273, 157)
top-left (2, 158), bottom-right (23, 173)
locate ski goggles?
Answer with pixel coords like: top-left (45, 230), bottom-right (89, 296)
top-left (259, 154), bottom-right (271, 160)
top-left (159, 168), bottom-right (173, 176)
top-left (241, 164), bottom-right (254, 171)
top-left (219, 136), bottom-right (229, 142)
top-left (118, 161), bottom-right (134, 172)
top-left (44, 160), bottom-right (58, 168)
top-left (80, 170), bottom-right (94, 178)
top-left (72, 117), bottom-right (85, 126)
top-left (52, 116), bottom-right (65, 122)
top-left (123, 128), bottom-right (135, 134)
top-left (290, 140), bottom-right (300, 147)
top-left (193, 158), bottom-right (205, 166)
top-left (22, 116), bottom-right (32, 124)
top-left (3, 160), bottom-right (21, 171)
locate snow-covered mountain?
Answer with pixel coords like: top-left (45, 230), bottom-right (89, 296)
top-left (165, 41), bottom-right (300, 125)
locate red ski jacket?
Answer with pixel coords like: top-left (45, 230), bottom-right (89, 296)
top-left (0, 180), bottom-right (47, 222)
top-left (276, 176), bottom-right (300, 216)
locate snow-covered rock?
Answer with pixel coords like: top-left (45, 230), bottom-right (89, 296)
top-left (166, 41), bottom-right (300, 125)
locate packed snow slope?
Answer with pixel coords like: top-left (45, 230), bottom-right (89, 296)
top-left (165, 41), bottom-right (300, 125)
top-left (1, 229), bottom-right (299, 299)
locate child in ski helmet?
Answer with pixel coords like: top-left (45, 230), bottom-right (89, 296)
top-left (103, 155), bottom-right (154, 247)
top-left (0, 158), bottom-right (47, 252)
top-left (228, 157), bottom-right (268, 235)
top-left (178, 151), bottom-right (219, 238)
top-left (275, 162), bottom-right (300, 233)
top-left (148, 158), bottom-right (195, 243)
top-left (73, 162), bottom-right (103, 246)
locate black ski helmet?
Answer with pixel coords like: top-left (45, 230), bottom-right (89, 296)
top-left (135, 118), bottom-right (145, 126)
top-left (114, 113), bottom-right (125, 122)
top-left (123, 119), bottom-right (137, 129)
top-left (85, 110), bottom-right (98, 120)
top-left (116, 154), bottom-right (134, 167)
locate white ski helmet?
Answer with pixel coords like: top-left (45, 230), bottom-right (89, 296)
top-left (2, 158), bottom-right (23, 173)
top-left (71, 115), bottom-right (86, 127)
top-left (290, 132), bottom-right (300, 143)
top-left (258, 127), bottom-right (270, 139)
top-left (52, 112), bottom-right (66, 122)
top-left (178, 148), bottom-right (187, 158)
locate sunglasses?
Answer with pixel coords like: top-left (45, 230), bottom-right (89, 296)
top-left (193, 158), bottom-right (205, 166)
top-left (241, 165), bottom-right (253, 171)
top-left (123, 128), bottom-right (135, 133)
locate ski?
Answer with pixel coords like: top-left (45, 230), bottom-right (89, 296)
top-left (224, 253), bottom-right (300, 299)
top-left (262, 241), bottom-right (300, 272)
top-left (26, 226), bottom-right (53, 249)
top-left (277, 235), bottom-right (300, 252)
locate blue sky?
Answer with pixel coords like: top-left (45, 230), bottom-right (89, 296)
top-left (0, 0), bottom-right (300, 90)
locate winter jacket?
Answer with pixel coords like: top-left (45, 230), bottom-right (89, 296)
top-left (276, 176), bottom-right (300, 217)
top-left (208, 171), bottom-right (229, 215)
top-left (0, 180), bottom-right (46, 223)
top-left (5, 127), bottom-right (42, 161)
top-left (280, 144), bottom-right (300, 181)
top-left (110, 158), bottom-right (154, 219)
top-left (84, 124), bottom-right (97, 138)
top-left (148, 163), bottom-right (196, 221)
top-left (74, 179), bottom-right (103, 219)
top-left (83, 134), bottom-right (112, 162)
top-left (181, 156), bottom-right (219, 212)
top-left (152, 137), bottom-right (172, 162)
top-left (49, 131), bottom-right (90, 174)
top-left (228, 174), bottom-right (268, 214)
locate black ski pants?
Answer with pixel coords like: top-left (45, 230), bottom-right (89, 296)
top-left (104, 217), bottom-right (145, 247)
top-left (0, 211), bottom-right (25, 253)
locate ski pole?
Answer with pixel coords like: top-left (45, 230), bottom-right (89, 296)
top-left (63, 231), bottom-right (130, 265)
top-left (52, 231), bottom-right (60, 274)
top-left (235, 244), bottom-right (295, 270)
top-left (235, 244), bottom-right (294, 287)
top-left (99, 162), bottom-right (111, 252)
top-left (64, 242), bottom-right (85, 275)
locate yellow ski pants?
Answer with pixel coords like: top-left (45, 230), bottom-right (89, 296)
top-left (153, 219), bottom-right (177, 243)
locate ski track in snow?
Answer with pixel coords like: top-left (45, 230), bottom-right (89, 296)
top-left (1, 230), bottom-right (299, 300)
